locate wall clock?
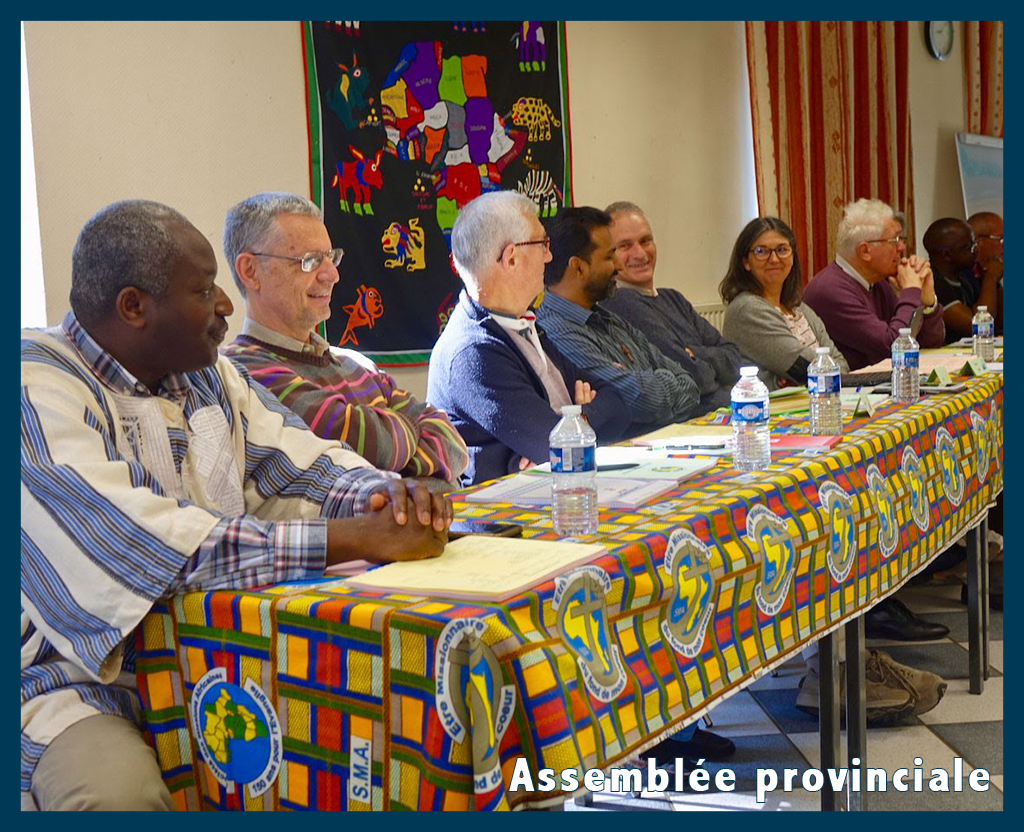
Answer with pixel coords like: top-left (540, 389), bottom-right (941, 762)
top-left (926, 21), bottom-right (954, 61)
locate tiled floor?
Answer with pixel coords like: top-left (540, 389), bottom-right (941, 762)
top-left (565, 579), bottom-right (1003, 812)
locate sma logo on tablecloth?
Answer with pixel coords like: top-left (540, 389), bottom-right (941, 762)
top-left (818, 482), bottom-right (857, 582)
top-left (189, 667), bottom-right (282, 798)
top-left (971, 411), bottom-right (992, 484)
top-left (661, 529), bottom-right (717, 659)
top-left (554, 566), bottom-right (626, 702)
top-left (935, 428), bottom-right (965, 506)
top-left (866, 464), bottom-right (899, 559)
top-left (748, 505), bottom-right (795, 616)
top-left (901, 447), bottom-right (931, 532)
top-left (434, 618), bottom-right (515, 794)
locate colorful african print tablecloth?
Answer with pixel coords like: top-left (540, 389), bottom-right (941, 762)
top-left (136, 376), bottom-right (1002, 810)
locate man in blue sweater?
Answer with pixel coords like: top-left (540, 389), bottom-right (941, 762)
top-left (602, 201), bottom-right (742, 411)
top-left (427, 192), bottom-right (630, 485)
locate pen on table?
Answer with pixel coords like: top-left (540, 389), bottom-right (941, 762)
top-left (595, 463), bottom-right (640, 472)
top-left (663, 444), bottom-right (726, 451)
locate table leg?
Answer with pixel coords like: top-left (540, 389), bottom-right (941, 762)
top-left (844, 617), bottom-right (866, 811)
top-left (966, 526), bottom-right (984, 695)
top-left (819, 632), bottom-right (843, 811)
top-left (981, 516), bottom-right (990, 681)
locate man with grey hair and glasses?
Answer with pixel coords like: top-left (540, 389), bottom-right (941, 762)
top-left (803, 198), bottom-right (945, 369)
top-left (222, 192), bottom-right (468, 486)
top-left (427, 191), bottom-right (630, 485)
top-left (21, 199), bottom-right (450, 809)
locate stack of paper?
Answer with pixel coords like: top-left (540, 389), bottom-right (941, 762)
top-left (343, 536), bottom-right (607, 602)
top-left (465, 472), bottom-right (680, 509)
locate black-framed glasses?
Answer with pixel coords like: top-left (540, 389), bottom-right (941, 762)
top-left (497, 236), bottom-right (550, 261)
top-left (250, 248), bottom-right (344, 272)
top-left (864, 235), bottom-right (908, 247)
top-left (748, 244), bottom-right (793, 262)
top-left (934, 240), bottom-right (977, 254)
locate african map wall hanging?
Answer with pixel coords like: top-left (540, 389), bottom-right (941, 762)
top-left (302, 21), bottom-right (572, 367)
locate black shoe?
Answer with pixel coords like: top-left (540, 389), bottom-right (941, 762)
top-left (864, 597), bottom-right (950, 641)
top-left (960, 583), bottom-right (1003, 611)
top-left (640, 727), bottom-right (736, 763)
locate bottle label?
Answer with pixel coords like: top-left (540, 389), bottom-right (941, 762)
top-left (549, 445), bottom-right (596, 474)
top-left (893, 350), bottom-right (919, 369)
top-left (731, 399), bottom-right (768, 423)
top-left (807, 373), bottom-right (840, 395)
top-left (973, 321), bottom-right (994, 338)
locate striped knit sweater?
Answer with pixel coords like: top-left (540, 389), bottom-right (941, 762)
top-left (225, 335), bottom-right (468, 484)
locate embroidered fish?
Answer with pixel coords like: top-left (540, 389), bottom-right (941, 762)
top-left (338, 285), bottom-right (384, 346)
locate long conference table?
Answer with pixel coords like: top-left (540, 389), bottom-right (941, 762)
top-left (136, 373), bottom-right (1002, 811)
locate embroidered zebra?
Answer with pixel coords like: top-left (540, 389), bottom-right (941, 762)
top-left (517, 169), bottom-right (563, 218)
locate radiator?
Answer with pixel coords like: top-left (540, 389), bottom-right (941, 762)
top-left (693, 302), bottom-right (726, 331)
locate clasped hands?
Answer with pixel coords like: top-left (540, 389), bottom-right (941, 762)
top-left (890, 254), bottom-right (937, 308)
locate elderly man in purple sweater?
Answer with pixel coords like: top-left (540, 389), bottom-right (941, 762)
top-left (803, 199), bottom-right (945, 369)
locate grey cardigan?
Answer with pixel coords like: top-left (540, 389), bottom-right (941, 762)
top-left (722, 292), bottom-right (850, 390)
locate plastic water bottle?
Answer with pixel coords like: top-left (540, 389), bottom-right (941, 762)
top-left (891, 327), bottom-right (920, 404)
top-left (808, 347), bottom-right (842, 435)
top-left (972, 305), bottom-right (995, 362)
top-left (549, 405), bottom-right (598, 536)
top-left (731, 366), bottom-right (771, 471)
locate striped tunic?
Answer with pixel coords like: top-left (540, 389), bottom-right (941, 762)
top-left (224, 325), bottom-right (468, 484)
top-left (21, 313), bottom-right (389, 803)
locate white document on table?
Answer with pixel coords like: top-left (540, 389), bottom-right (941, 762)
top-left (464, 473), bottom-right (679, 509)
top-left (343, 535), bottom-right (607, 601)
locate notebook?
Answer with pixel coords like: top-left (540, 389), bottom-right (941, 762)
top-left (343, 536), bottom-right (607, 602)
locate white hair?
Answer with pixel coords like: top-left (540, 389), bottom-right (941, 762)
top-left (450, 191), bottom-right (537, 283)
top-left (835, 198), bottom-right (895, 260)
top-left (223, 192), bottom-right (323, 294)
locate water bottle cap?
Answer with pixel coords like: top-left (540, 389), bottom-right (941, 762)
top-left (898, 328), bottom-right (911, 335)
top-left (815, 347), bottom-right (830, 355)
top-left (978, 305), bottom-right (988, 311)
top-left (560, 404), bottom-right (582, 416)
top-left (740, 366), bottom-right (759, 377)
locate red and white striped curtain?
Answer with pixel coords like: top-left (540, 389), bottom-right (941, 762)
top-left (745, 22), bottom-right (913, 279)
top-left (965, 21), bottom-right (1003, 137)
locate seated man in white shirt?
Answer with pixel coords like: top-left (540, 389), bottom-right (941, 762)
top-left (21, 199), bottom-right (451, 810)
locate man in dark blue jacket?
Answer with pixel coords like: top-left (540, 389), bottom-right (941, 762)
top-left (428, 192), bottom-right (629, 485)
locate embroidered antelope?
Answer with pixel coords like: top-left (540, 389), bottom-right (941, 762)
top-left (331, 145), bottom-right (384, 216)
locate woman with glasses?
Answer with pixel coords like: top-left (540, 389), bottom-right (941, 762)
top-left (719, 217), bottom-right (848, 389)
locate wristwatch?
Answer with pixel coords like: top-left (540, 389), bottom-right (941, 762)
top-left (921, 301), bottom-right (939, 315)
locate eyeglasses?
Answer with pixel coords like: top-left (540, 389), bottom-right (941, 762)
top-left (864, 235), bottom-right (908, 247)
top-left (976, 234), bottom-right (1003, 244)
top-left (934, 241), bottom-right (977, 254)
top-left (497, 237), bottom-right (551, 261)
top-left (748, 244), bottom-right (793, 262)
top-left (250, 248), bottom-right (344, 272)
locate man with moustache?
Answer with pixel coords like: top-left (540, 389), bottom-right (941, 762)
top-left (21, 200), bottom-right (451, 810)
top-left (802, 198), bottom-right (945, 369)
top-left (534, 207), bottom-right (703, 435)
top-left (222, 192), bottom-right (468, 486)
top-left (601, 201), bottom-right (741, 411)
top-left (924, 216), bottom-right (1002, 341)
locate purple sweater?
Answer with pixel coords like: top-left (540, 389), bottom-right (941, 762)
top-left (802, 261), bottom-right (945, 370)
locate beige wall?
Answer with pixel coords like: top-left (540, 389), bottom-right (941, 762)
top-left (908, 21), bottom-right (970, 253)
top-left (24, 21), bottom-right (972, 399)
